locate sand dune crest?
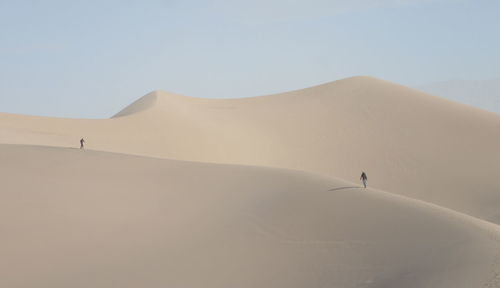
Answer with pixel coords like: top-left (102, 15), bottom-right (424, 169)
top-left (0, 145), bottom-right (498, 288)
top-left (1, 76), bottom-right (498, 223)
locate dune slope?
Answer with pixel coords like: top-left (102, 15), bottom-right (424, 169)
top-left (0, 76), bottom-right (498, 224)
top-left (0, 144), bottom-right (499, 288)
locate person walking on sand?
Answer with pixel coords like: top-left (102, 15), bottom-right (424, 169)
top-left (360, 172), bottom-right (368, 188)
top-left (80, 138), bottom-right (85, 149)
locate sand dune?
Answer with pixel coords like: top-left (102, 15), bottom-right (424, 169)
top-left (1, 76), bottom-right (499, 287)
top-left (0, 144), bottom-right (499, 288)
top-left (1, 76), bottom-right (499, 224)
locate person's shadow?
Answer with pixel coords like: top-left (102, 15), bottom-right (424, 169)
top-left (327, 186), bottom-right (360, 191)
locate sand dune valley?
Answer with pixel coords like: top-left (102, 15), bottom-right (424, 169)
top-left (0, 76), bottom-right (499, 288)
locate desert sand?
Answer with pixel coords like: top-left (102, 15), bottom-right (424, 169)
top-left (0, 76), bottom-right (499, 287)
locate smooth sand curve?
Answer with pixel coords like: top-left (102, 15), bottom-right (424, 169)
top-left (1, 76), bottom-right (499, 224)
top-left (0, 145), bottom-right (499, 288)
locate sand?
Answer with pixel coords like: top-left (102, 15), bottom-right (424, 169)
top-left (0, 76), bottom-right (499, 287)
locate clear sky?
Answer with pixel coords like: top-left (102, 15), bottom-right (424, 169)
top-left (1, 0), bottom-right (499, 118)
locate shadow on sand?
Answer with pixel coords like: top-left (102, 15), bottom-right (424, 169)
top-left (327, 186), bottom-right (361, 192)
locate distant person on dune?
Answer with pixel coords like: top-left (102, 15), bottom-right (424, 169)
top-left (360, 172), bottom-right (368, 188)
top-left (80, 138), bottom-right (85, 149)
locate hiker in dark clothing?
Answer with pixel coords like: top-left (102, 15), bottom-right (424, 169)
top-left (360, 172), bottom-right (368, 188)
top-left (80, 138), bottom-right (85, 149)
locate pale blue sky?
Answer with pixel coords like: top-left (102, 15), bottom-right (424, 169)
top-left (0, 0), bottom-right (499, 118)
